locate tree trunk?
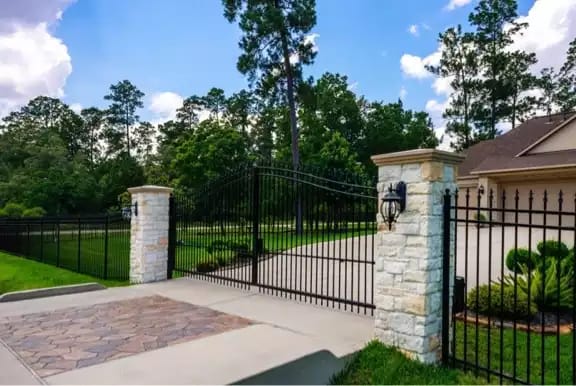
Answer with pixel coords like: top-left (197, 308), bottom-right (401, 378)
top-left (277, 3), bottom-right (303, 235)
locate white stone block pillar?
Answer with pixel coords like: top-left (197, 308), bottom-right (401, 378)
top-left (127, 185), bottom-right (173, 284)
top-left (371, 149), bottom-right (464, 363)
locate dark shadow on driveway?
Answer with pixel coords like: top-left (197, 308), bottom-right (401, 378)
top-left (233, 350), bottom-right (355, 385)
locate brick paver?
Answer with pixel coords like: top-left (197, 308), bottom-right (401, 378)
top-left (0, 296), bottom-right (253, 378)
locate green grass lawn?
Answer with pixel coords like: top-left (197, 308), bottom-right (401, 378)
top-left (173, 226), bottom-right (374, 272)
top-left (454, 320), bottom-right (575, 384)
top-left (1, 223), bottom-right (375, 281)
top-left (331, 340), bottom-right (485, 385)
top-left (0, 252), bottom-right (127, 295)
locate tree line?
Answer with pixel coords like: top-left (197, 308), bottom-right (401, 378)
top-left (0, 0), bottom-right (574, 215)
top-left (427, 0), bottom-right (576, 151)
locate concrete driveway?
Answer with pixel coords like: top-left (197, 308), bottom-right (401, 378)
top-left (207, 235), bottom-right (375, 313)
top-left (0, 279), bottom-right (372, 385)
top-left (456, 225), bottom-right (575, 288)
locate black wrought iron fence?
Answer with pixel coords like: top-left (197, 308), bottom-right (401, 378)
top-left (170, 163), bottom-right (377, 314)
top-left (443, 188), bottom-right (576, 385)
top-left (0, 214), bottom-right (130, 280)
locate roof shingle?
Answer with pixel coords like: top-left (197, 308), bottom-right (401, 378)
top-left (458, 112), bottom-right (576, 177)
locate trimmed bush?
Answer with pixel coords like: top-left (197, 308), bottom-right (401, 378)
top-left (467, 283), bottom-right (537, 319)
top-left (2, 203), bottom-right (26, 218)
top-left (22, 207), bottom-right (46, 218)
top-left (505, 248), bottom-right (539, 273)
top-left (196, 261), bottom-right (219, 273)
top-left (537, 240), bottom-right (570, 259)
top-left (473, 212), bottom-right (488, 228)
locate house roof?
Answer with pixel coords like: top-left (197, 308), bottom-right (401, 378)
top-left (458, 112), bottom-right (576, 177)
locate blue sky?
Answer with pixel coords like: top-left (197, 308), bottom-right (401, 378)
top-left (52, 0), bottom-right (528, 120)
top-left (2, 0), bottom-right (574, 135)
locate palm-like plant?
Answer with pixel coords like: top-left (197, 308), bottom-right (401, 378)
top-left (503, 257), bottom-right (574, 311)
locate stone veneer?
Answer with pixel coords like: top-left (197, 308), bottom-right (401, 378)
top-left (127, 185), bottom-right (173, 284)
top-left (371, 149), bottom-right (464, 363)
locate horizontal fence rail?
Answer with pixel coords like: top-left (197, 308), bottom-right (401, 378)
top-left (0, 213), bottom-right (130, 280)
top-left (444, 188), bottom-right (576, 385)
top-left (171, 163), bottom-right (377, 315)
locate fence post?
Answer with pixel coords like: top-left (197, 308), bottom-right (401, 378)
top-left (56, 218), bottom-right (60, 267)
top-left (104, 214), bottom-right (109, 280)
top-left (127, 185), bottom-right (173, 284)
top-left (251, 166), bottom-right (260, 285)
top-left (39, 217), bottom-right (44, 262)
top-left (167, 195), bottom-right (176, 279)
top-left (371, 149), bottom-right (463, 364)
top-left (77, 217), bottom-right (81, 272)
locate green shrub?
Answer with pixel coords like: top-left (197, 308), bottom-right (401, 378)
top-left (207, 240), bottom-right (229, 254)
top-left (467, 283), bottom-right (537, 319)
top-left (196, 261), bottom-right (219, 273)
top-left (504, 258), bottom-right (574, 311)
top-left (473, 212), bottom-right (488, 227)
top-left (0, 208), bottom-right (6, 217)
top-left (2, 203), bottom-right (25, 218)
top-left (505, 248), bottom-right (539, 273)
top-left (22, 207), bottom-right (46, 218)
top-left (537, 240), bottom-right (570, 259)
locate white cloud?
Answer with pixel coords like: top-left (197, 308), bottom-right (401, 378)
top-left (400, 50), bottom-right (441, 79)
top-left (425, 99), bottom-right (451, 150)
top-left (512, 0), bottom-right (576, 72)
top-left (445, 0), bottom-right (472, 11)
top-left (432, 76), bottom-right (453, 96)
top-left (399, 86), bottom-right (407, 100)
top-left (404, 0), bottom-right (576, 151)
top-left (0, 0), bottom-right (74, 118)
top-left (148, 91), bottom-right (184, 125)
top-left (69, 102), bottom-right (82, 114)
top-left (408, 24), bottom-right (419, 37)
top-left (304, 33), bottom-right (320, 53)
top-left (290, 33), bottom-right (319, 64)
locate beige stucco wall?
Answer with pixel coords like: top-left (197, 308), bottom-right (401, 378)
top-left (528, 119), bottom-right (576, 154)
top-left (457, 177), bottom-right (576, 226)
top-left (501, 181), bottom-right (576, 226)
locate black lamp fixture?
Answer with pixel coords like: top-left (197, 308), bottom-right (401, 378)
top-left (118, 196), bottom-right (138, 219)
top-left (380, 181), bottom-right (407, 230)
top-left (478, 185), bottom-right (485, 195)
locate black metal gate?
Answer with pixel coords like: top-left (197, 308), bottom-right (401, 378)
top-left (442, 188), bottom-right (576, 385)
top-left (169, 164), bottom-right (377, 314)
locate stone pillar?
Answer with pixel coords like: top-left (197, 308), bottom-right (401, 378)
top-left (371, 149), bottom-right (464, 363)
top-left (127, 185), bottom-right (173, 284)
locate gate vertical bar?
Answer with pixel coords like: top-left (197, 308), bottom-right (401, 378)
top-left (103, 214), bottom-right (109, 280)
top-left (442, 189), bottom-right (452, 365)
top-left (251, 166), bottom-right (260, 285)
top-left (77, 217), bottom-right (81, 271)
top-left (167, 195), bottom-right (176, 279)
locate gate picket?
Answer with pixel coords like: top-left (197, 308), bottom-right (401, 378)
top-left (170, 163), bottom-right (377, 315)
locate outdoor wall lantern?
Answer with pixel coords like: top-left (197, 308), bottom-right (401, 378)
top-left (380, 181), bottom-right (406, 230)
top-left (478, 185), bottom-right (485, 195)
top-left (119, 198), bottom-right (138, 219)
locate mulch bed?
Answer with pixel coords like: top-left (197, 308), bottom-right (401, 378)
top-left (455, 311), bottom-right (574, 335)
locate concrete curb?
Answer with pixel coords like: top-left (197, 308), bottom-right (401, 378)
top-left (0, 283), bottom-right (106, 302)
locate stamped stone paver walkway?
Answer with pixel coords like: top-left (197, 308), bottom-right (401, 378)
top-left (0, 295), bottom-right (252, 378)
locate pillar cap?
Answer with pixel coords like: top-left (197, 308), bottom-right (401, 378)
top-left (127, 185), bottom-right (173, 194)
top-left (371, 148), bottom-right (465, 167)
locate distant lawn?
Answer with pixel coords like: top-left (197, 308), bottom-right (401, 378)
top-left (331, 340), bottom-right (485, 385)
top-left (0, 252), bottom-right (127, 295)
